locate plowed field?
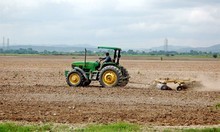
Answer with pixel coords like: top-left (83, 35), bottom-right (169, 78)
top-left (0, 56), bottom-right (219, 126)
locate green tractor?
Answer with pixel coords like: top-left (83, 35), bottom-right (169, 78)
top-left (65, 46), bottom-right (129, 87)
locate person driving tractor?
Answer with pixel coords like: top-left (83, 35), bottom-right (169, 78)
top-left (98, 52), bottom-right (112, 70)
top-left (99, 52), bottom-right (112, 62)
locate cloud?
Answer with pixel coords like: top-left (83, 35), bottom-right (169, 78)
top-left (0, 0), bottom-right (220, 48)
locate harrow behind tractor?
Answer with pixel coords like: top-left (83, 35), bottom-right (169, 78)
top-left (154, 78), bottom-right (196, 91)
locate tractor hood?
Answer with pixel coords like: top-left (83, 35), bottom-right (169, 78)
top-left (72, 61), bottom-right (99, 66)
top-left (72, 61), bottom-right (99, 71)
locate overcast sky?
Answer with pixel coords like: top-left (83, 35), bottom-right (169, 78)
top-left (0, 0), bottom-right (220, 49)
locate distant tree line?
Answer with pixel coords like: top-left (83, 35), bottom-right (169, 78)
top-left (0, 48), bottom-right (39, 54)
top-left (0, 48), bottom-right (218, 58)
top-left (122, 49), bottom-right (218, 57)
top-left (0, 48), bottom-right (98, 56)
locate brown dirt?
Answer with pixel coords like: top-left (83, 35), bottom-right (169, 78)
top-left (0, 55), bottom-right (219, 126)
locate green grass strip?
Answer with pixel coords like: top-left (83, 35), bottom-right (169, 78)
top-left (0, 123), bottom-right (52, 132)
top-left (0, 122), bottom-right (219, 132)
top-left (75, 122), bottom-right (140, 132)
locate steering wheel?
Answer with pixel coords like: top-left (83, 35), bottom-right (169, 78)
top-left (96, 58), bottom-right (102, 63)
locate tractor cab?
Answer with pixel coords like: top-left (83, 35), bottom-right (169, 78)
top-left (65, 46), bottom-right (129, 88)
top-left (98, 46), bottom-right (121, 65)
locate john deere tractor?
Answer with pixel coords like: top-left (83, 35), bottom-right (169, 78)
top-left (65, 46), bottom-right (129, 87)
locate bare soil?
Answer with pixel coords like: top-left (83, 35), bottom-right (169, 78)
top-left (0, 56), bottom-right (219, 126)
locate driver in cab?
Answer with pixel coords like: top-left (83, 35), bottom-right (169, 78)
top-left (98, 52), bottom-right (112, 70)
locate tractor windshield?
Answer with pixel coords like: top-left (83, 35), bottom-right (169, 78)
top-left (98, 46), bottom-right (121, 64)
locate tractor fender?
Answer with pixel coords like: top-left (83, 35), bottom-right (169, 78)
top-left (101, 63), bottom-right (117, 69)
top-left (73, 67), bottom-right (88, 80)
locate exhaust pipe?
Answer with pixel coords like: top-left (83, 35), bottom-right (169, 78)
top-left (84, 48), bottom-right (87, 67)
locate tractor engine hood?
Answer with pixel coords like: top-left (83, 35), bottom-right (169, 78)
top-left (72, 61), bottom-right (99, 70)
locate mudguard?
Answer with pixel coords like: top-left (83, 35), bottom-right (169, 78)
top-left (73, 67), bottom-right (88, 80)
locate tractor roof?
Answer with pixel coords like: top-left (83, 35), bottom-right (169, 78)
top-left (98, 46), bottom-right (121, 50)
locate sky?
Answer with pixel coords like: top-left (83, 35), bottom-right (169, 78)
top-left (0, 0), bottom-right (220, 49)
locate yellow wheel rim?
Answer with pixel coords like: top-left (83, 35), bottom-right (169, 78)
top-left (102, 70), bottom-right (117, 86)
top-left (69, 73), bottom-right (80, 85)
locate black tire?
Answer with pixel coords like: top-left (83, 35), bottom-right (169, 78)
top-left (99, 65), bottom-right (123, 87)
top-left (82, 80), bottom-right (91, 86)
top-left (118, 66), bottom-right (129, 87)
top-left (177, 86), bottom-right (183, 91)
top-left (66, 70), bottom-right (83, 87)
top-left (161, 85), bottom-right (169, 90)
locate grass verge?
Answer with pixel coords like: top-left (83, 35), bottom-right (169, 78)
top-left (0, 122), bottom-right (140, 132)
top-left (0, 122), bottom-right (51, 132)
top-left (75, 122), bottom-right (140, 132)
top-left (0, 121), bottom-right (219, 132)
top-left (0, 122), bottom-right (71, 132)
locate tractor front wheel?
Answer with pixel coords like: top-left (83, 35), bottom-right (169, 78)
top-left (99, 66), bottom-right (122, 87)
top-left (66, 70), bottom-right (83, 87)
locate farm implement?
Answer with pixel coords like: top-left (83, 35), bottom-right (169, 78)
top-left (154, 78), bottom-right (196, 91)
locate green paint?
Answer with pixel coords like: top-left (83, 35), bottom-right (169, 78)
top-left (98, 46), bottom-right (121, 50)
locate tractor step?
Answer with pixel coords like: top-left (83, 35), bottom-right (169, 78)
top-left (90, 71), bottom-right (99, 80)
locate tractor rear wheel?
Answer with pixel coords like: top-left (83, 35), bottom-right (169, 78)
top-left (66, 70), bottom-right (83, 87)
top-left (118, 66), bottom-right (129, 87)
top-left (99, 66), bottom-right (123, 87)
